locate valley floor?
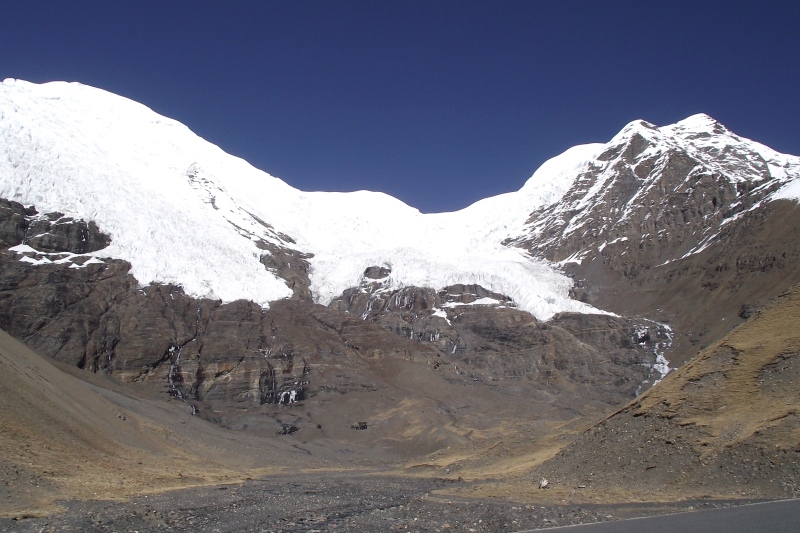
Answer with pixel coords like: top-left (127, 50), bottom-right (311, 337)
top-left (0, 471), bottom-right (780, 533)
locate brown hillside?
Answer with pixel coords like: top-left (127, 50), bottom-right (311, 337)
top-left (507, 283), bottom-right (800, 503)
top-left (0, 329), bottom-right (306, 517)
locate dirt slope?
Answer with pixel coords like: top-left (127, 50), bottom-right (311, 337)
top-left (493, 284), bottom-right (800, 503)
top-left (0, 328), bottom-right (313, 517)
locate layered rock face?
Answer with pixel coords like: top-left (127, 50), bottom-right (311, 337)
top-left (2, 103), bottom-right (800, 458)
top-left (330, 267), bottom-right (670, 403)
top-left (0, 199), bottom-right (666, 436)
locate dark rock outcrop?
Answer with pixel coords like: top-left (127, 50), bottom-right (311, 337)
top-left (329, 272), bottom-right (669, 404)
top-left (257, 241), bottom-right (313, 301)
top-left (0, 199), bottom-right (110, 253)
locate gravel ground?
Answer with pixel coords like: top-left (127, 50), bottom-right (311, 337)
top-left (1, 473), bottom-right (764, 533)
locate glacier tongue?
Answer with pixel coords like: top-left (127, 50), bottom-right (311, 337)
top-left (0, 79), bottom-right (605, 319)
top-left (0, 79), bottom-right (297, 306)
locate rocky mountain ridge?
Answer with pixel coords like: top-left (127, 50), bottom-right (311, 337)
top-left (507, 114), bottom-right (800, 364)
top-left (515, 114), bottom-right (798, 266)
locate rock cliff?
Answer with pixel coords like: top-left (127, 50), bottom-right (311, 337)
top-left (0, 198), bottom-right (667, 439)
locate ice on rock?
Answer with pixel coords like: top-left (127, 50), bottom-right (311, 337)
top-left (773, 180), bottom-right (800, 202)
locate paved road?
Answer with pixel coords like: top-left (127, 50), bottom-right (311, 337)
top-left (516, 498), bottom-right (800, 532)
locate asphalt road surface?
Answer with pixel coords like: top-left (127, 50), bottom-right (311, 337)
top-left (517, 498), bottom-right (800, 532)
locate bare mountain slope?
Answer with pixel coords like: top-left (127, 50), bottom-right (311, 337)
top-left (520, 284), bottom-right (800, 502)
top-left (0, 327), bottom-right (311, 517)
top-left (567, 199), bottom-right (800, 366)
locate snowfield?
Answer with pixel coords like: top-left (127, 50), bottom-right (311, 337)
top-left (1, 79), bottom-right (798, 319)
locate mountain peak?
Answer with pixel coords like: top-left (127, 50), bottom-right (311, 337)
top-left (610, 118), bottom-right (659, 141)
top-left (662, 112), bottom-right (729, 137)
top-left (609, 114), bottom-right (726, 149)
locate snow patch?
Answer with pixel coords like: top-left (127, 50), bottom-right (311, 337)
top-left (431, 308), bottom-right (451, 325)
top-left (9, 242), bottom-right (106, 269)
top-left (773, 180), bottom-right (800, 201)
top-left (441, 297), bottom-right (508, 308)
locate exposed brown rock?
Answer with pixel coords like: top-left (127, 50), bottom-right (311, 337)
top-left (0, 201), bottom-right (666, 443)
top-left (564, 200), bottom-right (800, 365)
top-left (0, 198), bottom-right (110, 253)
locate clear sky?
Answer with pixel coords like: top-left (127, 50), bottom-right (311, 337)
top-left (1, 1), bottom-right (798, 213)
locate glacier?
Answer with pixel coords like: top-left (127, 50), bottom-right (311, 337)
top-left (0, 79), bottom-right (606, 319)
top-left (2, 79), bottom-right (798, 320)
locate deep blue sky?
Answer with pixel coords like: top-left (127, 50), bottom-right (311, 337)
top-left (2, 1), bottom-right (798, 213)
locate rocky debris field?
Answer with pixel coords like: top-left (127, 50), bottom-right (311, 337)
top-left (0, 473), bottom-right (768, 533)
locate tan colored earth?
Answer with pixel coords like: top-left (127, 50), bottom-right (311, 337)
top-left (4, 280), bottom-right (799, 520)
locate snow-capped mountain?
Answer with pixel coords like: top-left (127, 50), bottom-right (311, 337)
top-left (3, 78), bottom-right (800, 441)
top-left (2, 79), bottom-right (800, 328)
top-left (4, 79), bottom-right (800, 516)
top-left (514, 114), bottom-right (800, 269)
top-left (0, 78), bottom-right (605, 320)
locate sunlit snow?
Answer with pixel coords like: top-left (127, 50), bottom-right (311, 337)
top-left (5, 81), bottom-right (795, 320)
top-left (0, 79), bottom-right (603, 319)
top-left (773, 180), bottom-right (800, 201)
